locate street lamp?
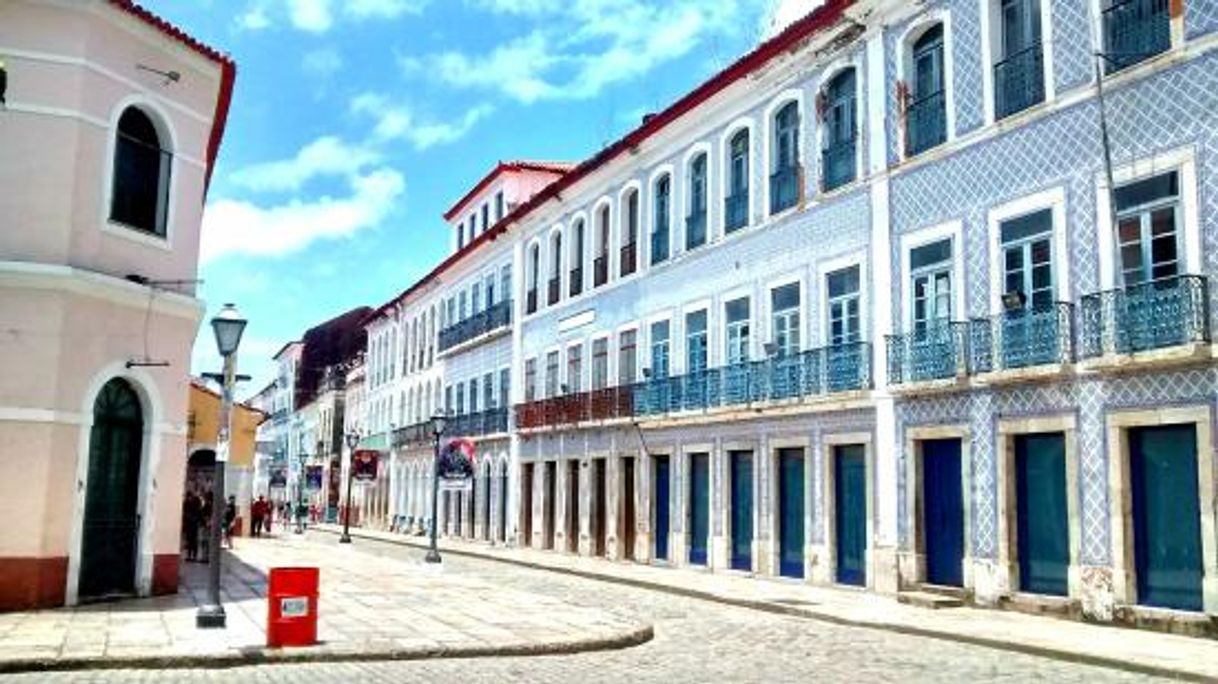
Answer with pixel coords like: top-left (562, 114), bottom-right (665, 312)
top-left (197, 303), bottom-right (246, 630)
top-left (425, 412), bottom-right (447, 564)
top-left (340, 429), bottom-right (360, 543)
top-left (295, 447), bottom-right (308, 535)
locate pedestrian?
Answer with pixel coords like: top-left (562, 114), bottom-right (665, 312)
top-left (264, 500), bottom-right (273, 535)
top-left (251, 495), bottom-right (267, 538)
top-left (182, 492), bottom-right (201, 561)
top-left (223, 495), bottom-right (237, 549)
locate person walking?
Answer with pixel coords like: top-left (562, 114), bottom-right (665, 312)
top-left (223, 495), bottom-right (237, 549)
top-left (251, 495), bottom-right (267, 538)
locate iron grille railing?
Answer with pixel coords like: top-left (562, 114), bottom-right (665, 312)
top-left (594, 255), bottom-right (609, 287)
top-left (686, 211), bottom-right (707, 250)
top-left (526, 289), bottom-right (538, 314)
top-left (548, 277), bottom-right (560, 305)
top-left (770, 165), bottom-right (800, 214)
top-left (886, 322), bottom-right (972, 385)
top-left (620, 242), bottom-right (637, 276)
top-left (969, 302), bottom-right (1074, 373)
top-left (821, 137), bottom-right (857, 192)
top-left (994, 44), bottom-right (1045, 119)
top-left (906, 90), bottom-right (947, 156)
top-left (569, 267), bottom-right (583, 297)
top-left (724, 192), bottom-right (748, 233)
top-left (1103, 0), bottom-right (1170, 73)
top-left (446, 408), bottom-right (509, 438)
top-left (437, 299), bottom-right (512, 352)
top-left (651, 229), bottom-right (669, 264)
top-left (1079, 275), bottom-right (1210, 358)
top-left (392, 421), bottom-right (432, 448)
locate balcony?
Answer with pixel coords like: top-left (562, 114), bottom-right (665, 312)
top-left (1103, 0), bottom-right (1170, 73)
top-left (548, 277), bottom-right (560, 305)
top-left (594, 254), bottom-right (609, 287)
top-left (686, 211), bottom-right (707, 250)
top-left (1079, 275), bottom-right (1210, 364)
top-left (438, 300), bottom-right (511, 353)
top-left (906, 90), bottom-right (946, 157)
top-left (994, 44), bottom-right (1045, 119)
top-left (969, 303), bottom-right (1074, 378)
top-left (620, 242), bottom-right (637, 276)
top-left (651, 229), bottom-right (669, 265)
top-left (886, 322), bottom-right (971, 387)
top-left (569, 267), bottom-right (583, 298)
top-left (526, 288), bottom-right (538, 315)
top-left (391, 421), bottom-right (431, 448)
top-left (515, 387), bottom-right (634, 430)
top-left (770, 165), bottom-right (799, 214)
top-left (446, 408), bottom-right (509, 438)
top-left (821, 138), bottom-right (857, 192)
top-left (725, 192), bottom-right (748, 233)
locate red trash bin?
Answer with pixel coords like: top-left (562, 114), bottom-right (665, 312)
top-left (266, 567), bottom-right (319, 648)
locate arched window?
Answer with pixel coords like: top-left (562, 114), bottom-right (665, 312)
top-left (906, 24), bottom-right (947, 156)
top-left (569, 219), bottom-right (585, 297)
top-left (526, 243), bottom-right (540, 314)
top-left (651, 175), bottom-right (670, 265)
top-left (110, 107), bottom-right (171, 236)
top-left (770, 102), bottom-right (800, 214)
top-left (821, 69), bottom-right (857, 191)
top-left (621, 189), bottom-right (639, 276)
top-left (594, 204), bottom-right (611, 287)
top-left (686, 154), bottom-right (707, 250)
top-left (548, 232), bottom-right (562, 305)
top-left (726, 129), bottom-right (750, 233)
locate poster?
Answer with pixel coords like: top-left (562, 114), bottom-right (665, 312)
top-left (269, 466), bottom-right (288, 489)
top-left (352, 449), bottom-right (379, 482)
top-left (305, 465), bottom-right (323, 492)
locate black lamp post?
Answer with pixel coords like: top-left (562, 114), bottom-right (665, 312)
top-left (295, 447), bottom-right (307, 535)
top-left (340, 430), bottom-right (360, 543)
top-left (197, 303), bottom-right (246, 630)
top-left (425, 412), bottom-right (447, 564)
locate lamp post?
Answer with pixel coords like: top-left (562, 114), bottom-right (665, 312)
top-left (295, 448), bottom-right (307, 534)
top-left (197, 303), bottom-right (246, 630)
top-left (340, 430), bottom-right (360, 543)
top-left (425, 412), bottom-right (447, 564)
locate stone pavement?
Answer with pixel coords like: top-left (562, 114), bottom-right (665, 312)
top-left (0, 534), bottom-right (650, 674)
top-left (318, 524), bottom-right (1218, 682)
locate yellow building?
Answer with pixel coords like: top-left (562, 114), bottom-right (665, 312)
top-left (187, 380), bottom-right (265, 536)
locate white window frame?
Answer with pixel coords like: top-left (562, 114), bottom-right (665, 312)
top-left (987, 186), bottom-right (1069, 315)
top-left (818, 251), bottom-right (868, 347)
top-left (719, 117), bottom-right (756, 237)
top-left (895, 11), bottom-right (958, 160)
top-left (813, 56), bottom-right (865, 193)
top-left (979, 0), bottom-right (1056, 125)
top-left (900, 221), bottom-right (966, 331)
top-left (682, 142), bottom-right (715, 248)
top-left (761, 89), bottom-right (807, 220)
top-left (681, 297), bottom-right (714, 375)
top-left (647, 164), bottom-right (676, 269)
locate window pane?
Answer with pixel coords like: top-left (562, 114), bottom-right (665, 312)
top-left (1114, 171), bottom-right (1178, 212)
top-left (910, 238), bottom-right (951, 270)
top-left (771, 283), bottom-right (800, 311)
top-left (1000, 208), bottom-right (1051, 244)
top-left (726, 297), bottom-right (749, 323)
top-left (686, 310), bottom-right (707, 333)
top-left (827, 266), bottom-right (860, 298)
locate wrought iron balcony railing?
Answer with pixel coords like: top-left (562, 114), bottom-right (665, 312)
top-left (1103, 0), bottom-right (1170, 73)
top-left (437, 300), bottom-right (512, 352)
top-left (686, 211), bottom-right (707, 250)
top-left (770, 165), bottom-right (799, 214)
top-left (569, 267), bottom-right (583, 297)
top-left (514, 387), bottom-right (634, 430)
top-left (724, 192), bottom-right (748, 233)
top-left (994, 44), bottom-right (1045, 119)
top-left (526, 288), bottom-right (538, 314)
top-left (1079, 275), bottom-right (1210, 358)
top-left (906, 90), bottom-right (946, 157)
top-left (969, 302), bottom-right (1074, 373)
top-left (446, 407), bottom-right (509, 438)
top-left (886, 322), bottom-right (972, 385)
top-left (821, 138), bottom-right (857, 192)
top-left (392, 421), bottom-right (432, 448)
top-left (548, 276), bottom-right (560, 305)
top-left (651, 229), bottom-right (669, 265)
top-left (620, 242), bottom-right (637, 276)
top-left (594, 254), bottom-right (609, 287)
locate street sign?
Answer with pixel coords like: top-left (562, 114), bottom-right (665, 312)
top-left (439, 479), bottom-right (473, 492)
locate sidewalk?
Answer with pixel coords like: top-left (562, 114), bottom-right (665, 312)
top-left (0, 534), bottom-right (650, 674)
top-left (318, 525), bottom-right (1218, 682)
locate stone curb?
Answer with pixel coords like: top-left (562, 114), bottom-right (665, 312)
top-left (319, 527), bottom-right (1215, 683)
top-left (0, 623), bottom-right (654, 675)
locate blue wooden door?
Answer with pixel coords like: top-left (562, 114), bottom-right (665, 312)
top-left (923, 439), bottom-right (964, 587)
top-left (1015, 433), bottom-right (1068, 595)
top-left (730, 451), bottom-right (754, 571)
top-left (688, 453), bottom-right (709, 565)
top-left (1131, 425), bottom-right (1203, 611)
top-left (835, 445), bottom-right (867, 586)
top-left (654, 456), bottom-right (670, 561)
top-left (778, 449), bottom-right (805, 578)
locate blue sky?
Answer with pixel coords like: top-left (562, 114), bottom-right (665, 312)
top-left (152, 0), bottom-right (784, 393)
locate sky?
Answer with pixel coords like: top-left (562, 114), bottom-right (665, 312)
top-left (153, 0), bottom-right (789, 395)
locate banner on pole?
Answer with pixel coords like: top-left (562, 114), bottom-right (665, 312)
top-left (305, 465), bottom-right (323, 492)
top-left (352, 449), bottom-right (380, 482)
top-left (269, 466), bottom-right (288, 489)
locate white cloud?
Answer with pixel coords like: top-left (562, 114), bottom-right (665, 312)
top-left (235, 6), bottom-right (272, 31)
top-left (351, 94), bottom-right (494, 150)
top-left (254, 0), bottom-right (431, 32)
top-left (466, 0), bottom-right (562, 15)
top-left (227, 136), bottom-right (380, 193)
top-left (201, 166), bottom-right (405, 263)
top-left (287, 0), bottom-right (332, 32)
top-left (302, 47), bottom-right (343, 78)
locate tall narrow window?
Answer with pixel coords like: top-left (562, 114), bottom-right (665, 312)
top-left (592, 339), bottom-right (609, 389)
top-left (686, 310), bottom-right (708, 373)
top-left (457, 223), bottom-right (466, 250)
top-left (481, 203), bottom-right (489, 233)
top-left (771, 102), bottom-right (800, 214)
top-left (1115, 171), bottom-right (1181, 285)
top-left (485, 273), bottom-right (496, 307)
top-left (472, 282), bottom-right (482, 314)
top-left (650, 321), bottom-right (671, 378)
top-left (827, 265), bottom-right (862, 345)
top-left (652, 175), bottom-right (671, 265)
top-left (483, 372), bottom-right (494, 409)
top-left (456, 383), bottom-right (465, 415)
top-left (1103, 0), bottom-right (1170, 73)
top-left (570, 220), bottom-right (585, 297)
top-left (726, 130), bottom-right (750, 232)
top-left (595, 205), bottom-right (611, 287)
top-left (495, 191), bottom-right (505, 221)
top-left (910, 239), bottom-right (954, 335)
top-left (501, 264), bottom-right (513, 308)
top-left (771, 284), bottom-right (801, 356)
top-left (549, 233), bottom-right (563, 305)
top-left (527, 245), bottom-right (540, 314)
top-left (994, 0), bottom-right (1044, 119)
top-left (566, 345), bottom-right (583, 394)
top-left (621, 190), bottom-right (639, 276)
top-left (111, 107), bottom-right (171, 236)
top-left (822, 69), bottom-right (857, 192)
top-left (524, 359), bottom-right (537, 402)
top-left (687, 155), bottom-right (708, 250)
top-left (458, 291), bottom-right (468, 321)
top-left (499, 368), bottom-right (510, 409)
top-left (725, 298), bottom-right (751, 364)
top-left (907, 25), bottom-right (947, 156)
top-left (619, 330), bottom-right (638, 385)
top-left (469, 378), bottom-right (479, 414)
top-left (545, 351), bottom-right (560, 398)
top-left (1000, 209), bottom-right (1054, 310)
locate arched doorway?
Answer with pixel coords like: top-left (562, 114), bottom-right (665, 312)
top-left (80, 378), bottom-right (144, 601)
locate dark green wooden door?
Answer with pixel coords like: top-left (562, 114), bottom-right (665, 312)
top-left (688, 454), bottom-right (709, 565)
top-left (80, 379), bottom-right (144, 600)
top-left (835, 445), bottom-right (866, 586)
top-left (778, 449), bottom-right (805, 578)
top-left (654, 456), bottom-right (669, 561)
top-left (1015, 433), bottom-right (1068, 595)
top-left (730, 451), bottom-right (753, 571)
top-left (923, 438), bottom-right (964, 587)
top-left (1131, 425), bottom-right (1203, 611)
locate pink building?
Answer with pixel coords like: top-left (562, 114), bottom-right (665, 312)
top-left (0, 0), bottom-right (234, 610)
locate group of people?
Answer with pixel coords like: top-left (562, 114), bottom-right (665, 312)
top-left (181, 491), bottom-right (237, 561)
top-left (250, 495), bottom-right (272, 537)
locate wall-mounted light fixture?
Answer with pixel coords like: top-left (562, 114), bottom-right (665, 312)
top-left (136, 63), bottom-right (180, 86)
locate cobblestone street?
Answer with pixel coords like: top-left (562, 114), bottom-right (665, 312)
top-left (7, 535), bottom-right (1171, 683)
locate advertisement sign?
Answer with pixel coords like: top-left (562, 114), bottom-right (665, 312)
top-left (269, 466), bottom-right (288, 489)
top-left (352, 449), bottom-right (380, 482)
top-left (305, 465), bottom-right (324, 492)
top-left (437, 438), bottom-right (475, 482)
